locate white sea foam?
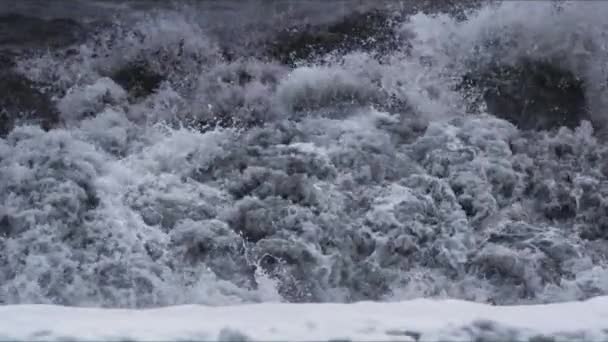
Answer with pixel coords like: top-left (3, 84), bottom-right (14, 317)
top-left (1, 0), bottom-right (608, 309)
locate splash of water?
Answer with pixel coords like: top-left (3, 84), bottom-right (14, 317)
top-left (1, 0), bottom-right (608, 307)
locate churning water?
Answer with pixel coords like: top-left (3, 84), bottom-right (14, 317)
top-left (1, 0), bottom-right (608, 308)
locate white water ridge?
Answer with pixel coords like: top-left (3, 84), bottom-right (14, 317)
top-left (0, 1), bottom-right (608, 338)
top-left (1, 296), bottom-right (607, 341)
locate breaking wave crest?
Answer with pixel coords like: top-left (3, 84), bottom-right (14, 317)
top-left (1, 0), bottom-right (608, 307)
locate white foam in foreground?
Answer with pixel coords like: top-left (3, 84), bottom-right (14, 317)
top-left (1, 297), bottom-right (607, 341)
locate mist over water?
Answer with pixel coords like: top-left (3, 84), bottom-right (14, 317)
top-left (1, 0), bottom-right (608, 308)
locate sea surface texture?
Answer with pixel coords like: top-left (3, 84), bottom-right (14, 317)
top-left (1, 0), bottom-right (607, 308)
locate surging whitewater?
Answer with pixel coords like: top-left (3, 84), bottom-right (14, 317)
top-left (1, 0), bottom-right (608, 329)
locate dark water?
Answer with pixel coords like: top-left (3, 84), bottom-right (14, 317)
top-left (0, 0), bottom-right (607, 308)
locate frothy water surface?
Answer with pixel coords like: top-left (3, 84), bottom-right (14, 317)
top-left (1, 0), bottom-right (608, 307)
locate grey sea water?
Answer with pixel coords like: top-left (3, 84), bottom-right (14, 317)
top-left (0, 0), bottom-right (607, 308)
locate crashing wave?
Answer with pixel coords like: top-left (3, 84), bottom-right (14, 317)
top-left (0, 0), bottom-right (608, 308)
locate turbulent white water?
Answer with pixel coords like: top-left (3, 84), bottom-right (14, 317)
top-left (1, 0), bottom-right (608, 308)
top-left (3, 297), bottom-right (608, 341)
